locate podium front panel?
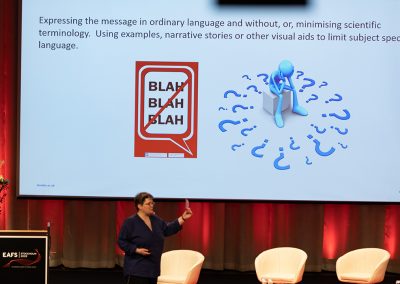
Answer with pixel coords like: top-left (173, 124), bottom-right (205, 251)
top-left (0, 230), bottom-right (48, 284)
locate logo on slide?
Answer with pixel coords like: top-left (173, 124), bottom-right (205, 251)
top-left (134, 61), bottom-right (198, 158)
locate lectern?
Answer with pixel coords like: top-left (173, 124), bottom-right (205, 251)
top-left (0, 230), bottom-right (49, 284)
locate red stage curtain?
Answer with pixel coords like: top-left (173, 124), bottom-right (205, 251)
top-left (1, 0), bottom-right (399, 273)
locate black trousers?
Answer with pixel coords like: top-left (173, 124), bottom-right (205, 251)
top-left (126, 275), bottom-right (157, 284)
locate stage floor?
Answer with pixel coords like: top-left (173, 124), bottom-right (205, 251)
top-left (49, 267), bottom-right (400, 284)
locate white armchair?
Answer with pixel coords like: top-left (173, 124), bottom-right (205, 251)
top-left (157, 250), bottom-right (205, 284)
top-left (336, 248), bottom-right (390, 284)
top-left (254, 247), bottom-right (307, 284)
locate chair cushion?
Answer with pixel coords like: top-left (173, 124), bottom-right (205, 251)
top-left (262, 273), bottom-right (296, 283)
top-left (340, 272), bottom-right (371, 282)
top-left (157, 275), bottom-right (186, 284)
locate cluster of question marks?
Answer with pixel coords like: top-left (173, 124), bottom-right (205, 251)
top-left (218, 68), bottom-right (351, 170)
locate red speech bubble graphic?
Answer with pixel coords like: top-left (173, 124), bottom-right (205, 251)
top-left (134, 61), bottom-right (198, 158)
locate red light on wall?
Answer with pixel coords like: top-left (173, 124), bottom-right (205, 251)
top-left (384, 205), bottom-right (398, 258)
top-left (323, 204), bottom-right (350, 259)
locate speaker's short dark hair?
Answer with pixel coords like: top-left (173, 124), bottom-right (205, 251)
top-left (134, 192), bottom-right (154, 211)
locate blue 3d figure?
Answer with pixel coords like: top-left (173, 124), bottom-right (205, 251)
top-left (269, 60), bottom-right (308, 128)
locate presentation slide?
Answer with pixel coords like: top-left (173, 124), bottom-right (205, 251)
top-left (19, 0), bottom-right (400, 201)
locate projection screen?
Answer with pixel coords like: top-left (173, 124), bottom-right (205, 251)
top-left (18, 0), bottom-right (400, 201)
